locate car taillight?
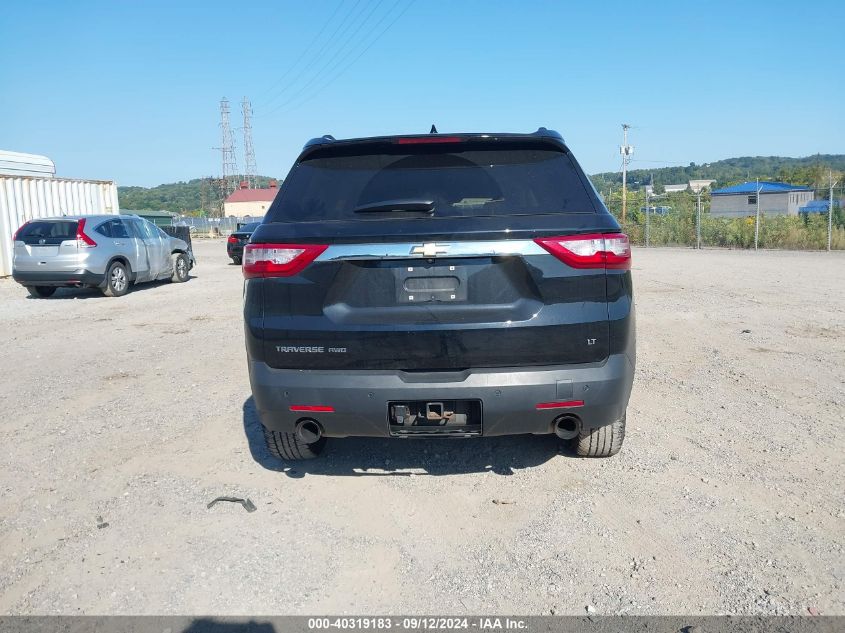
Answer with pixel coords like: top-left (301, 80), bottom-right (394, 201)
top-left (242, 243), bottom-right (328, 278)
top-left (12, 222), bottom-right (29, 241)
top-left (534, 233), bottom-right (631, 270)
top-left (227, 235), bottom-right (238, 244)
top-left (76, 218), bottom-right (97, 248)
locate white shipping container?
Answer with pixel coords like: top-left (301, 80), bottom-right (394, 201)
top-left (0, 176), bottom-right (120, 276)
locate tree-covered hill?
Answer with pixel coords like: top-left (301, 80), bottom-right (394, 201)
top-left (590, 154), bottom-right (845, 195)
top-left (117, 155), bottom-right (845, 214)
top-left (118, 175), bottom-right (282, 214)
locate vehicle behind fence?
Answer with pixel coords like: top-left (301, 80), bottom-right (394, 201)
top-left (606, 189), bottom-right (845, 251)
top-left (171, 216), bottom-right (256, 237)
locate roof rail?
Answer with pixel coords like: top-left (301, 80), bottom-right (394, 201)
top-left (303, 134), bottom-right (336, 149)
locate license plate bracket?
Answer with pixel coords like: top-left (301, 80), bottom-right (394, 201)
top-left (394, 262), bottom-right (468, 304)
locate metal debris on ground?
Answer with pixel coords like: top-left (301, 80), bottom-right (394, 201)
top-left (207, 496), bottom-right (257, 513)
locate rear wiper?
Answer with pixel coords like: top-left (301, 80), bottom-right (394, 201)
top-left (353, 199), bottom-right (434, 214)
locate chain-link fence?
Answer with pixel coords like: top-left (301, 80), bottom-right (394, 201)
top-left (167, 193), bottom-right (845, 251)
top-left (605, 189), bottom-right (845, 251)
top-left (170, 216), bottom-right (254, 238)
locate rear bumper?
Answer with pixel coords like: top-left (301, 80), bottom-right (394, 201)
top-left (12, 269), bottom-right (105, 287)
top-left (249, 353), bottom-right (634, 437)
top-left (227, 243), bottom-right (244, 258)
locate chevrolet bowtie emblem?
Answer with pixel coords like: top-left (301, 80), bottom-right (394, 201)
top-left (410, 243), bottom-right (450, 257)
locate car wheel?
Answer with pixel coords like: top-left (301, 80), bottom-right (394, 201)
top-left (231, 256), bottom-right (242, 265)
top-left (575, 414), bottom-right (626, 457)
top-left (102, 261), bottom-right (129, 297)
top-left (171, 253), bottom-right (189, 282)
top-left (263, 426), bottom-right (326, 461)
top-left (27, 286), bottom-right (57, 298)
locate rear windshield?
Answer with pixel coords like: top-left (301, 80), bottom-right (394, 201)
top-left (16, 220), bottom-right (78, 244)
top-left (267, 142), bottom-right (597, 222)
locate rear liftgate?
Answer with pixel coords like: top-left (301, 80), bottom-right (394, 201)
top-left (389, 400), bottom-right (482, 437)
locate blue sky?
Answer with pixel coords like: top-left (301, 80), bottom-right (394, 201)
top-left (2, 0), bottom-right (843, 187)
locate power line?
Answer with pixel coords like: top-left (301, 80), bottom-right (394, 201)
top-left (264, 0), bottom-right (413, 116)
top-left (260, 0), bottom-right (366, 109)
top-left (260, 0), bottom-right (389, 116)
top-left (257, 0), bottom-right (347, 102)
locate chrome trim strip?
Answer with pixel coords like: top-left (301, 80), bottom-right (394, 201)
top-left (317, 240), bottom-right (546, 261)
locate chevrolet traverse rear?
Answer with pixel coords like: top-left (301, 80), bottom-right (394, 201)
top-left (244, 129), bottom-right (635, 460)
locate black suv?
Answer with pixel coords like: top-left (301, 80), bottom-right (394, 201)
top-left (243, 129), bottom-right (635, 460)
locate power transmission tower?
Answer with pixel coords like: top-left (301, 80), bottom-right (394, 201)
top-left (620, 124), bottom-right (634, 223)
top-left (214, 98), bottom-right (239, 204)
top-left (241, 97), bottom-right (257, 189)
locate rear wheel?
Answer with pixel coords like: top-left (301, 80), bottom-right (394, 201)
top-left (231, 255), bottom-right (242, 265)
top-left (576, 414), bottom-right (626, 457)
top-left (263, 426), bottom-right (326, 461)
top-left (27, 286), bottom-right (56, 298)
top-left (102, 261), bottom-right (129, 297)
top-left (171, 253), bottom-right (189, 282)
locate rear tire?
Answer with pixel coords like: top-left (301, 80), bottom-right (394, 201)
top-left (171, 253), bottom-right (189, 282)
top-left (263, 426), bottom-right (326, 461)
top-left (231, 256), bottom-right (242, 265)
top-left (576, 414), bottom-right (626, 457)
top-left (102, 261), bottom-right (129, 297)
top-left (27, 286), bottom-right (56, 298)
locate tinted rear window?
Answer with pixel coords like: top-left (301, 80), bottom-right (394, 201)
top-left (267, 142), bottom-right (597, 222)
top-left (17, 220), bottom-right (78, 244)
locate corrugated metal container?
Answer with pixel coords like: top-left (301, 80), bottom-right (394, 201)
top-left (0, 176), bottom-right (120, 276)
top-left (0, 150), bottom-right (56, 178)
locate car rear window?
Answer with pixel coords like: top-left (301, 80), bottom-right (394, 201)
top-left (16, 220), bottom-right (78, 244)
top-left (266, 141), bottom-right (597, 222)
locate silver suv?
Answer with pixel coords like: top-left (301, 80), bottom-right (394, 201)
top-left (11, 214), bottom-right (195, 298)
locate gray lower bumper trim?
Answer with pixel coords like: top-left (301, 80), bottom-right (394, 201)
top-left (249, 354), bottom-right (634, 438)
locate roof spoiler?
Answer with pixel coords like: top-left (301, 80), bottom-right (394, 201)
top-left (302, 128), bottom-right (563, 150)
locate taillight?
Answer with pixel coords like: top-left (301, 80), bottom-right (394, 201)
top-left (534, 233), bottom-right (631, 270)
top-left (76, 218), bottom-right (97, 248)
top-left (242, 243), bottom-right (328, 278)
top-left (227, 235), bottom-right (238, 244)
top-left (12, 221), bottom-right (29, 241)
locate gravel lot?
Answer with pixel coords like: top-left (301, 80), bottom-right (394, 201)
top-left (0, 239), bottom-right (842, 616)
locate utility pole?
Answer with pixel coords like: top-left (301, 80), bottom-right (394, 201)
top-left (645, 187), bottom-right (650, 247)
top-left (620, 124), bottom-right (633, 223)
top-left (696, 189), bottom-right (702, 250)
top-left (200, 177), bottom-right (208, 216)
top-left (754, 178), bottom-right (761, 251)
top-left (829, 169), bottom-right (838, 252)
top-left (241, 97), bottom-right (257, 189)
